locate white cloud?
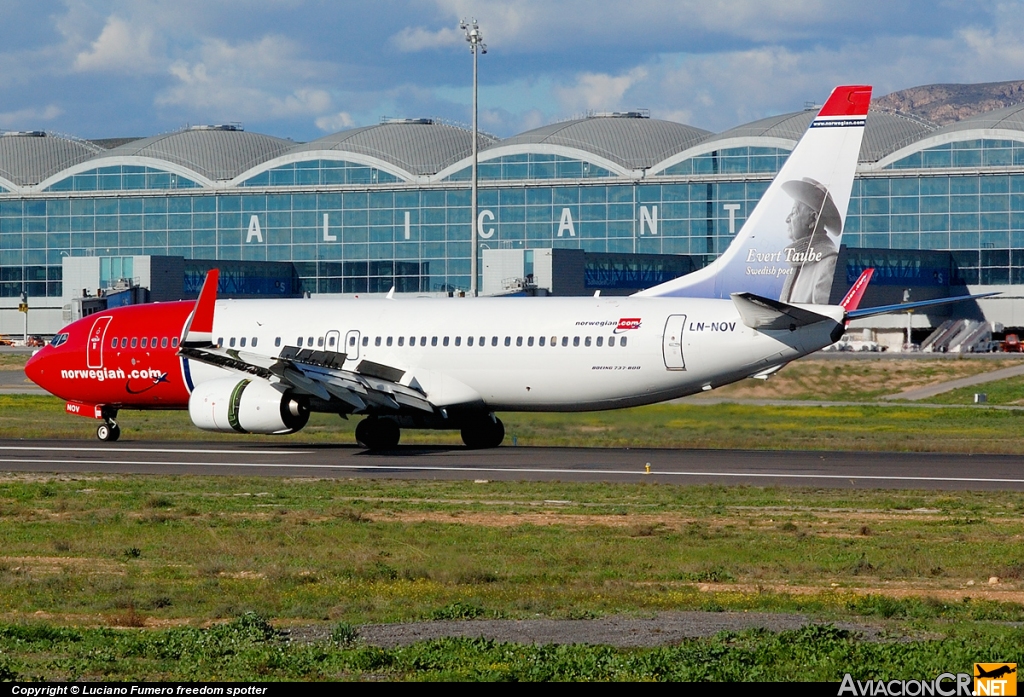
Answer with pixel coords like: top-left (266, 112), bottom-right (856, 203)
top-left (554, 67), bottom-right (648, 113)
top-left (156, 35), bottom-right (338, 122)
top-left (315, 111), bottom-right (356, 132)
top-left (0, 105), bottom-right (62, 128)
top-left (74, 16), bottom-right (161, 73)
top-left (391, 26), bottom-right (463, 52)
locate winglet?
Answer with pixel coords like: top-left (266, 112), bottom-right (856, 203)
top-left (840, 268), bottom-right (874, 312)
top-left (182, 269), bottom-right (219, 346)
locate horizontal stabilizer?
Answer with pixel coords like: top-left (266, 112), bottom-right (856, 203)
top-left (846, 293), bottom-right (999, 320)
top-left (731, 292), bottom-right (834, 330)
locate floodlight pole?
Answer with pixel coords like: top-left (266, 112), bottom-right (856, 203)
top-left (461, 19), bottom-right (486, 296)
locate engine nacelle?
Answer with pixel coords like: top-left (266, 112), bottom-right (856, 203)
top-left (189, 377), bottom-right (309, 434)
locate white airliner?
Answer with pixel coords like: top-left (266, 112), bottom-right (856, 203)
top-left (23, 84), bottom-right (988, 448)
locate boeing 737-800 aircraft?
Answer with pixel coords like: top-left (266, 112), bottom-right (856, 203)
top-left (23, 85), bottom-right (985, 448)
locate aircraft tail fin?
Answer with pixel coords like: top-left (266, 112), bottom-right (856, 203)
top-left (636, 85), bottom-right (872, 302)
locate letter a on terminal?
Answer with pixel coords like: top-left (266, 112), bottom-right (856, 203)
top-left (246, 215), bottom-right (263, 243)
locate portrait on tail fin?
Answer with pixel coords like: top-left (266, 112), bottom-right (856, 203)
top-left (778, 177), bottom-right (842, 304)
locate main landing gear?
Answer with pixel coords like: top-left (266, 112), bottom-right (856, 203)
top-left (354, 413), bottom-right (506, 450)
top-left (460, 414), bottom-right (505, 449)
top-left (355, 417), bottom-right (400, 450)
top-left (96, 420), bottom-right (121, 442)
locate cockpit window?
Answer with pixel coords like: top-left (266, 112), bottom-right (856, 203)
top-left (50, 333), bottom-right (68, 347)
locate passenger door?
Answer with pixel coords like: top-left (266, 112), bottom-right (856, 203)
top-left (662, 314), bottom-right (686, 370)
top-left (87, 316), bottom-right (113, 369)
top-left (344, 330), bottom-right (361, 361)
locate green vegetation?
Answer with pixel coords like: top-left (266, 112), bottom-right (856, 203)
top-left (6, 393), bottom-right (1024, 452)
top-left (1, 620), bottom-right (1021, 681)
top-left (929, 375), bottom-right (1024, 405)
top-left (1, 475), bottom-right (1023, 680)
top-left (1, 475), bottom-right (1023, 626)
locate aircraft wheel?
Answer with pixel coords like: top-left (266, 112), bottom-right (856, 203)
top-left (461, 415), bottom-right (505, 449)
top-left (355, 417), bottom-right (400, 450)
top-left (97, 423), bottom-right (120, 442)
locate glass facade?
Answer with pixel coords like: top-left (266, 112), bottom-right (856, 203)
top-left (661, 147), bottom-right (792, 175)
top-left (443, 154), bottom-right (615, 181)
top-left (886, 139), bottom-right (1024, 170)
top-left (4, 134), bottom-right (1024, 299)
top-left (240, 159), bottom-right (400, 187)
top-left (44, 165), bottom-right (200, 192)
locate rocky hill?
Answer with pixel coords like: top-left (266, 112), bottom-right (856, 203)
top-left (873, 80), bottom-right (1024, 125)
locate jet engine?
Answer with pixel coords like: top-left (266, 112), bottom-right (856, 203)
top-left (189, 377), bottom-right (309, 434)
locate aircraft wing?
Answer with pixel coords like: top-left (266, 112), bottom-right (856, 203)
top-left (178, 344), bottom-right (435, 414)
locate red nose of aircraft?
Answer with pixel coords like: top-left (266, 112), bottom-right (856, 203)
top-left (25, 339), bottom-right (65, 398)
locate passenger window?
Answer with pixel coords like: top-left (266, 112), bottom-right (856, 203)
top-left (527, 337), bottom-right (534, 347)
top-left (317, 337), bottom-right (324, 347)
top-left (573, 337), bottom-right (580, 347)
top-left (362, 337), bottom-right (368, 346)
top-left (297, 337), bottom-right (303, 347)
top-left (375, 337), bottom-right (382, 346)
top-left (308, 336), bottom-right (314, 346)
top-left (539, 336), bottom-right (545, 346)
top-left (516, 337), bottom-right (523, 346)
top-left (240, 337), bottom-right (247, 348)
top-left (596, 337), bottom-right (603, 347)
top-left (431, 337), bottom-right (438, 346)
top-left (561, 337), bottom-right (568, 347)
top-left (252, 337), bottom-right (258, 347)
top-left (387, 337), bottom-right (393, 346)
top-left (420, 337), bottom-right (427, 346)
top-left (621, 337), bottom-right (628, 346)
top-left (455, 336), bottom-right (461, 346)
top-left (328, 336), bottom-right (335, 347)
top-left (467, 336), bottom-right (474, 346)
top-left (504, 337), bottom-right (511, 347)
top-left (585, 337), bottom-right (591, 347)
top-left (110, 338), bottom-right (117, 349)
top-left (443, 337), bottom-right (449, 346)
top-left (152, 337), bottom-right (157, 347)
top-left (491, 336), bottom-right (498, 346)
top-left (141, 338), bottom-right (149, 348)
top-left (479, 336), bottom-right (485, 346)
top-left (609, 336), bottom-right (615, 347)
top-left (216, 337), bottom-right (223, 347)
top-left (121, 337), bottom-right (128, 348)
top-left (275, 337), bottom-right (281, 347)
top-left (228, 338), bottom-right (234, 348)
top-left (131, 338), bottom-right (138, 348)
top-left (161, 337), bottom-right (168, 348)
top-left (398, 336), bottom-right (405, 347)
top-left (171, 338), bottom-right (179, 348)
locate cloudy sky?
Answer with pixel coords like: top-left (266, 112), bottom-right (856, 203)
top-left (1, 0), bottom-right (1023, 141)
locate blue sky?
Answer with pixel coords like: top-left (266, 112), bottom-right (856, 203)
top-left (1, 1), bottom-right (1023, 141)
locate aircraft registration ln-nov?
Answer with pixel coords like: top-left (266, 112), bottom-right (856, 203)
top-left (22, 84), bottom-right (992, 449)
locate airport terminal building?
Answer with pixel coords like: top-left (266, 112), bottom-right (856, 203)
top-left (2, 100), bottom-right (1024, 336)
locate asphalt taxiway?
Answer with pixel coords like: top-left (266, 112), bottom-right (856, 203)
top-left (0, 440), bottom-right (1020, 491)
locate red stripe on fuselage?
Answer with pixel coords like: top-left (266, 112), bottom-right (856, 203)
top-left (25, 301), bottom-right (196, 409)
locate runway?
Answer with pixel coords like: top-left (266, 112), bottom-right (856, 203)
top-left (0, 440), bottom-right (1019, 490)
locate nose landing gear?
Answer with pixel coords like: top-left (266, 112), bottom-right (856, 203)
top-left (96, 407), bottom-right (121, 442)
top-left (96, 421), bottom-right (121, 442)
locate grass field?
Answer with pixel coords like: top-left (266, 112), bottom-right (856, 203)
top-left (4, 393), bottom-right (1024, 453)
top-left (0, 475), bottom-right (1023, 680)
